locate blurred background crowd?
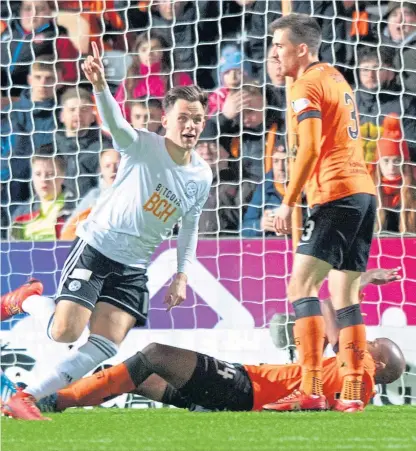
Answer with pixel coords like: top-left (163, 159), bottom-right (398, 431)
top-left (1, 0), bottom-right (415, 241)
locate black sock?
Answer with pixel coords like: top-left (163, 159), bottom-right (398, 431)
top-left (292, 297), bottom-right (321, 319)
top-left (336, 304), bottom-right (363, 328)
top-left (124, 352), bottom-right (154, 387)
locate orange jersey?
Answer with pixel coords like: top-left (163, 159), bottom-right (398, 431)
top-left (289, 62), bottom-right (376, 207)
top-left (244, 351), bottom-right (376, 411)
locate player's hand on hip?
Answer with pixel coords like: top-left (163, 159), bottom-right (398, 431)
top-left (164, 273), bottom-right (188, 312)
top-left (81, 42), bottom-right (107, 91)
top-left (273, 204), bottom-right (293, 235)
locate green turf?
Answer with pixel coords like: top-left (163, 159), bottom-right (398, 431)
top-left (2, 406), bottom-right (416, 451)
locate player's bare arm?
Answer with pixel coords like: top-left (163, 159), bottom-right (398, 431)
top-left (360, 267), bottom-right (401, 288)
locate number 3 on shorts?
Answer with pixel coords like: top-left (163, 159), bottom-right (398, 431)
top-left (301, 219), bottom-right (315, 242)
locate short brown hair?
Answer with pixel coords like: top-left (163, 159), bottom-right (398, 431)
top-left (31, 54), bottom-right (62, 74)
top-left (32, 143), bottom-right (66, 174)
top-left (61, 87), bottom-right (93, 106)
top-left (269, 13), bottom-right (322, 55)
top-left (163, 85), bottom-right (208, 112)
top-left (357, 46), bottom-right (396, 68)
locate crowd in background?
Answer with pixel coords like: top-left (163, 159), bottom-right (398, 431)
top-left (1, 0), bottom-right (415, 241)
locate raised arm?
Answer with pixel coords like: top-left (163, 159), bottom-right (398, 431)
top-left (81, 42), bottom-right (136, 151)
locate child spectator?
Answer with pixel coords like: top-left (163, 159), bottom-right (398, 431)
top-left (57, 87), bottom-right (112, 198)
top-left (374, 116), bottom-right (416, 234)
top-left (0, 0), bottom-right (78, 97)
top-left (129, 99), bottom-right (164, 135)
top-left (9, 145), bottom-right (76, 241)
top-left (242, 146), bottom-right (286, 237)
top-left (61, 148), bottom-right (120, 240)
top-left (208, 45), bottom-right (252, 117)
top-left (114, 31), bottom-right (192, 121)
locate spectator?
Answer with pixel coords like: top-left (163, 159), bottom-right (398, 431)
top-left (0, 0), bottom-right (79, 98)
top-left (266, 44), bottom-right (285, 89)
top-left (374, 116), bottom-right (416, 234)
top-left (57, 0), bottom-right (127, 53)
top-left (206, 84), bottom-right (282, 204)
top-left (114, 30), bottom-right (192, 121)
top-left (303, 1), bottom-right (377, 84)
top-left (141, 1), bottom-right (219, 87)
top-left (266, 44), bottom-right (286, 128)
top-left (242, 146), bottom-right (286, 237)
top-left (1, 55), bottom-right (61, 213)
top-left (382, 1), bottom-right (416, 93)
top-left (56, 87), bottom-right (113, 198)
top-left (208, 45), bottom-right (253, 117)
top-left (9, 145), bottom-right (76, 241)
top-left (129, 99), bottom-right (164, 135)
top-left (355, 46), bottom-right (416, 164)
top-left (61, 148), bottom-right (120, 240)
top-left (195, 139), bottom-right (239, 235)
top-left (220, 1), bottom-right (282, 80)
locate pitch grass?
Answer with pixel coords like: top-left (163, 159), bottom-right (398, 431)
top-left (2, 406), bottom-right (416, 451)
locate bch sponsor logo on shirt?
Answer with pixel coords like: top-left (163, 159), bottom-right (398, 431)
top-left (143, 183), bottom-right (181, 223)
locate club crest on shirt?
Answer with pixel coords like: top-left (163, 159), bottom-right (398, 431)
top-left (68, 280), bottom-right (81, 292)
top-left (185, 181), bottom-right (197, 198)
top-left (291, 98), bottom-right (310, 114)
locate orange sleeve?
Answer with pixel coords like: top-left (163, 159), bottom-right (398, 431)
top-left (283, 117), bottom-right (321, 206)
top-left (283, 81), bottom-right (323, 207)
top-left (290, 79), bottom-right (322, 116)
top-left (60, 208), bottom-right (92, 241)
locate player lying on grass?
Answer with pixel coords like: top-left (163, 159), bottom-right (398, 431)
top-left (3, 268), bottom-right (403, 416)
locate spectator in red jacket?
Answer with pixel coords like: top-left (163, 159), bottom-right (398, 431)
top-left (0, 0), bottom-right (79, 97)
top-left (114, 31), bottom-right (192, 121)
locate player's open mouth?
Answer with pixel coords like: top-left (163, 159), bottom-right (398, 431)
top-left (183, 134), bottom-right (195, 139)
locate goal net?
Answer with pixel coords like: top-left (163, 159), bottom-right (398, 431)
top-left (0, 0), bottom-right (415, 408)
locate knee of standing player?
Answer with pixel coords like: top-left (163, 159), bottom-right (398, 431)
top-left (287, 277), bottom-right (318, 302)
top-left (50, 318), bottom-right (84, 343)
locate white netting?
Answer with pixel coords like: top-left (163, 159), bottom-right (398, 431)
top-left (1, 0), bottom-right (415, 407)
